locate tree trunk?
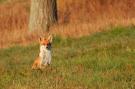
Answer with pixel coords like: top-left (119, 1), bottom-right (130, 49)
top-left (29, 0), bottom-right (57, 32)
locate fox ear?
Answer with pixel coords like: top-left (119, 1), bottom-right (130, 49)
top-left (47, 34), bottom-right (53, 43)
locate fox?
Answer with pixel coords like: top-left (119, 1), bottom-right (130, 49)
top-left (32, 34), bottom-right (53, 69)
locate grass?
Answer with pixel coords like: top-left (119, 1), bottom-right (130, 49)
top-left (0, 26), bottom-right (135, 89)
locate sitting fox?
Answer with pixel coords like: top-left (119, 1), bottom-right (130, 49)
top-left (32, 35), bottom-right (53, 69)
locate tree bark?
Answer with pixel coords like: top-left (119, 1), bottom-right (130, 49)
top-left (29, 0), bottom-right (57, 32)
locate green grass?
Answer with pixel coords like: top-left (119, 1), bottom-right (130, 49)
top-left (0, 26), bottom-right (135, 89)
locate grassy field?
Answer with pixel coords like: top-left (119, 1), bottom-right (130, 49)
top-left (0, 26), bottom-right (135, 89)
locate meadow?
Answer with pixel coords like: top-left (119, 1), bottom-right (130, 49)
top-left (0, 0), bottom-right (135, 48)
top-left (0, 26), bottom-right (135, 89)
top-left (0, 0), bottom-right (135, 89)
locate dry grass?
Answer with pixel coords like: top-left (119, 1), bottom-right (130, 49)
top-left (0, 0), bottom-right (135, 48)
top-left (57, 0), bottom-right (135, 23)
top-left (51, 18), bottom-right (135, 38)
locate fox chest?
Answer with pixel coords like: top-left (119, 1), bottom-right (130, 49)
top-left (39, 49), bottom-right (51, 60)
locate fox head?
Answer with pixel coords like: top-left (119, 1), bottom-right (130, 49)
top-left (39, 34), bottom-right (53, 49)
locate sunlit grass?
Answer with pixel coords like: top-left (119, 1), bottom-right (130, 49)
top-left (0, 26), bottom-right (135, 89)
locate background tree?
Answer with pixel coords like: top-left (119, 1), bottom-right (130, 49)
top-left (29, 0), bottom-right (57, 32)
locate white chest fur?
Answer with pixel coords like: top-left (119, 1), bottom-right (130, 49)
top-left (39, 45), bottom-right (51, 65)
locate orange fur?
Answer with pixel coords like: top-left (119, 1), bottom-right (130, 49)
top-left (32, 57), bottom-right (42, 69)
top-left (40, 38), bottom-right (49, 45)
